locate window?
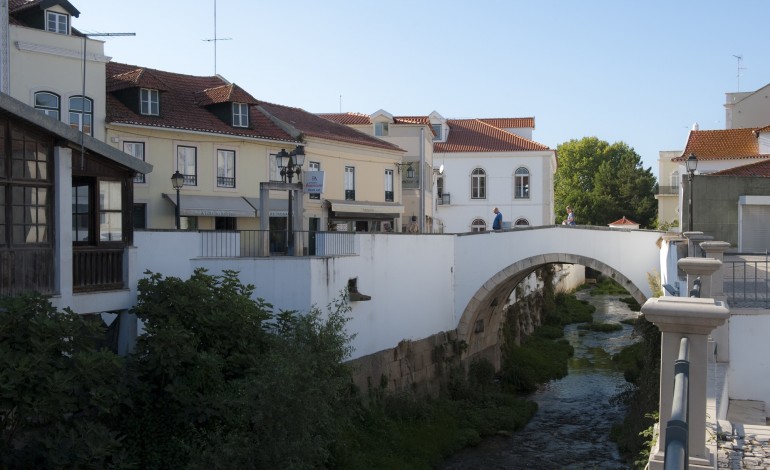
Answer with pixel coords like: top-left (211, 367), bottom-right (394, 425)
top-left (99, 181), bottom-right (122, 241)
top-left (514, 167), bottom-right (530, 199)
top-left (471, 168), bottom-right (486, 199)
top-left (215, 217), bottom-right (236, 230)
top-left (344, 166), bottom-right (355, 200)
top-left (177, 146), bottom-right (197, 186)
top-left (123, 142), bottom-right (145, 183)
top-left (72, 179), bottom-right (122, 243)
top-left (437, 176), bottom-right (444, 198)
top-left (471, 218), bottom-right (486, 232)
top-left (69, 96), bottom-right (93, 135)
top-left (385, 169), bottom-right (394, 202)
top-left (72, 183), bottom-right (90, 242)
top-left (309, 161), bottom-right (320, 200)
top-left (515, 218), bottom-right (530, 227)
top-left (670, 171), bottom-right (680, 187)
top-left (46, 11), bottom-right (68, 34)
top-left (217, 149), bottom-right (236, 188)
top-left (133, 203), bottom-right (147, 229)
top-left (374, 122), bottom-right (389, 137)
top-left (140, 88), bottom-right (159, 116)
top-left (232, 103), bottom-right (249, 127)
top-left (432, 124), bottom-right (442, 141)
top-left (34, 92), bottom-right (60, 120)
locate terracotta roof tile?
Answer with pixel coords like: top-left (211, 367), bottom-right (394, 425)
top-left (675, 128), bottom-right (766, 161)
top-left (711, 158), bottom-right (770, 177)
top-left (478, 118), bottom-right (535, 129)
top-left (394, 116), bottom-right (431, 125)
top-left (106, 62), bottom-right (295, 143)
top-left (107, 67), bottom-right (169, 92)
top-left (195, 84), bottom-right (258, 106)
top-left (435, 119), bottom-right (550, 153)
top-left (318, 112), bottom-right (371, 125)
top-left (609, 216), bottom-right (639, 226)
top-left (259, 102), bottom-right (404, 152)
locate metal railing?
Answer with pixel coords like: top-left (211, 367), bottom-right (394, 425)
top-left (199, 230), bottom-right (359, 258)
top-left (723, 252), bottom-right (769, 308)
top-left (658, 185), bottom-right (679, 195)
top-left (664, 337), bottom-right (690, 470)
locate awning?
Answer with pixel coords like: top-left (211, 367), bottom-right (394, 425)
top-left (243, 198), bottom-right (289, 217)
top-left (163, 194), bottom-right (257, 218)
top-left (327, 199), bottom-right (404, 216)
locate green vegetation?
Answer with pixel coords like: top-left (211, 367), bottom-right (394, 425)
top-left (554, 136), bottom-right (657, 228)
top-left (590, 277), bottom-right (631, 296)
top-left (578, 322), bottom-right (623, 333)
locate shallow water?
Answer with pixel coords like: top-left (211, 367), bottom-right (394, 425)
top-left (439, 291), bottom-right (638, 470)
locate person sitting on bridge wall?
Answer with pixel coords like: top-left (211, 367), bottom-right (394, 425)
top-left (564, 206), bottom-right (576, 225)
top-left (492, 207), bottom-right (503, 230)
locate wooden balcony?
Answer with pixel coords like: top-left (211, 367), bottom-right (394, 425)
top-left (73, 247), bottom-right (124, 292)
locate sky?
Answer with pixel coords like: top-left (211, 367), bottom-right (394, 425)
top-left (72, 0), bottom-right (770, 179)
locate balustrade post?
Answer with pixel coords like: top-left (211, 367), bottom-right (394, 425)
top-left (678, 257), bottom-right (721, 299)
top-left (683, 231), bottom-right (713, 258)
top-left (700, 241), bottom-right (732, 362)
top-left (641, 296), bottom-right (729, 470)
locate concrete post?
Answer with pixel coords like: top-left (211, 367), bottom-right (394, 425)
top-left (699, 241), bottom-right (732, 363)
top-left (641, 296), bottom-right (729, 470)
top-left (678, 257), bottom-right (721, 298)
top-left (683, 232), bottom-right (713, 258)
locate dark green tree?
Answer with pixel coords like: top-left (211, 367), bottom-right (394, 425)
top-left (555, 137), bottom-right (657, 228)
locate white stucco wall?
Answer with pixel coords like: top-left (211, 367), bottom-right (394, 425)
top-left (728, 310), bottom-right (770, 416)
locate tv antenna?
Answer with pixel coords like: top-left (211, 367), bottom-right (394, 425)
top-left (733, 55), bottom-right (745, 91)
top-left (202, 0), bottom-right (232, 75)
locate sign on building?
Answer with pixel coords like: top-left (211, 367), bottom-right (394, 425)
top-left (304, 171), bottom-right (325, 194)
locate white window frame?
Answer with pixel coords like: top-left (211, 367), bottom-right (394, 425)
top-left (374, 122), bottom-right (389, 137)
top-left (140, 88), bottom-right (159, 116)
top-left (514, 167), bottom-right (530, 199)
top-left (217, 149), bottom-right (236, 188)
top-left (232, 103), bottom-right (249, 127)
top-left (177, 146), bottom-right (198, 186)
top-left (471, 218), bottom-right (487, 232)
top-left (34, 91), bottom-right (60, 120)
top-left (68, 96), bottom-right (93, 135)
top-left (471, 168), bottom-right (486, 199)
top-left (123, 141), bottom-right (146, 183)
top-left (309, 161), bottom-right (320, 199)
top-left (345, 166), bottom-right (355, 200)
top-left (385, 169), bottom-right (394, 202)
top-left (46, 11), bottom-right (68, 34)
top-left (670, 170), bottom-right (680, 188)
top-left (432, 123), bottom-right (442, 141)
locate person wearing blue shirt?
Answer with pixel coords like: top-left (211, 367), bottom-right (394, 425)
top-left (492, 207), bottom-right (502, 230)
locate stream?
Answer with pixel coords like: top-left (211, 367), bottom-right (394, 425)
top-left (439, 290), bottom-right (638, 469)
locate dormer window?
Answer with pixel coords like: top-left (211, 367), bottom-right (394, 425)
top-left (432, 124), bottom-right (442, 141)
top-left (375, 122), bottom-right (389, 137)
top-left (140, 88), bottom-right (159, 116)
top-left (46, 11), bottom-right (68, 34)
top-left (232, 103), bottom-right (248, 127)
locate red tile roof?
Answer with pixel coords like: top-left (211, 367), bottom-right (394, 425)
top-left (106, 62), bottom-right (296, 143)
top-left (317, 112), bottom-right (371, 126)
top-left (675, 128), bottom-right (767, 161)
top-left (259, 103), bottom-right (404, 152)
top-left (195, 84), bottom-right (259, 106)
top-left (435, 119), bottom-right (550, 153)
top-left (479, 118), bottom-right (535, 129)
top-left (711, 158), bottom-right (770, 177)
top-left (608, 216), bottom-right (639, 226)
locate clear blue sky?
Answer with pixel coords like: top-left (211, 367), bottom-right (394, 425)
top-left (73, 0), bottom-right (770, 179)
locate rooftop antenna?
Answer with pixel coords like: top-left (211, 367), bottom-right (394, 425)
top-left (202, 0), bottom-right (231, 75)
top-left (80, 31), bottom-right (135, 169)
top-left (339, 94), bottom-right (342, 113)
top-left (733, 54), bottom-right (745, 91)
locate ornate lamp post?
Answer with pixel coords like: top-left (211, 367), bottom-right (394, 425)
top-left (274, 146), bottom-right (305, 254)
top-left (685, 153), bottom-right (698, 232)
top-left (171, 170), bottom-right (185, 229)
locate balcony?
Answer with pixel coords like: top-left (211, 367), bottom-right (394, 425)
top-left (73, 247), bottom-right (124, 292)
top-left (217, 176), bottom-right (235, 188)
top-left (345, 189), bottom-right (355, 201)
top-left (658, 185), bottom-right (678, 195)
top-left (385, 190), bottom-right (394, 202)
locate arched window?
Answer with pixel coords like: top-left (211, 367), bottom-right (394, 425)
top-left (471, 218), bottom-right (486, 232)
top-left (34, 92), bottom-right (60, 120)
top-left (514, 167), bottom-right (530, 199)
top-left (69, 96), bottom-right (93, 135)
top-left (471, 168), bottom-right (486, 199)
top-left (514, 218), bottom-right (530, 227)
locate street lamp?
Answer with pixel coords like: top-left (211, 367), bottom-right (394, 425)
top-left (274, 146), bottom-right (305, 254)
top-left (171, 170), bottom-right (184, 229)
top-left (685, 153), bottom-right (698, 232)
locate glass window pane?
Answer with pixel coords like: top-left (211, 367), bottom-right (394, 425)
top-left (99, 181), bottom-right (122, 211)
top-left (99, 212), bottom-right (122, 241)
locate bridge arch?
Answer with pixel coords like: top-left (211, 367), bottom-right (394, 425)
top-left (455, 252), bottom-right (649, 365)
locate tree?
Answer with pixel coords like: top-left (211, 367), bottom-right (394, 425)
top-left (554, 137), bottom-right (657, 228)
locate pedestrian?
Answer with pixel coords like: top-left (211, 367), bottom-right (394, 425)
top-left (492, 207), bottom-right (503, 230)
top-left (565, 206), bottom-right (576, 225)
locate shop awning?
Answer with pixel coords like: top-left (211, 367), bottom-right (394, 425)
top-left (327, 199), bottom-right (404, 215)
top-left (163, 194), bottom-right (257, 218)
top-left (243, 198), bottom-right (289, 217)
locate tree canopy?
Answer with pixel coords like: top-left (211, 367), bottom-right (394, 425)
top-left (554, 137), bottom-right (657, 228)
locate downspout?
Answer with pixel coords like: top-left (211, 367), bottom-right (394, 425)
top-left (419, 127), bottom-right (425, 232)
top-left (1, 0), bottom-right (9, 94)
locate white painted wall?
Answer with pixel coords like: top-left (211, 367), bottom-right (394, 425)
top-left (728, 310), bottom-right (770, 417)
